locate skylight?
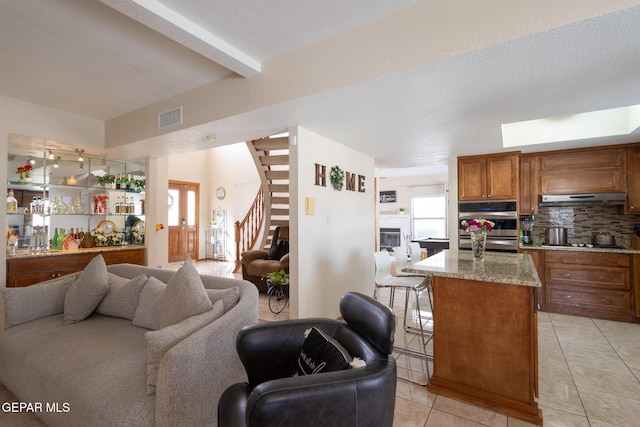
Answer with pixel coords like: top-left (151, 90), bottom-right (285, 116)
top-left (501, 105), bottom-right (640, 148)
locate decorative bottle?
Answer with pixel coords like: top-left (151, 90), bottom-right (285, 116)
top-left (6, 190), bottom-right (18, 213)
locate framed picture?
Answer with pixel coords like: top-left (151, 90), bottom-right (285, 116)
top-left (379, 191), bottom-right (396, 203)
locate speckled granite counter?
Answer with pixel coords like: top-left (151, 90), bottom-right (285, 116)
top-left (403, 249), bottom-right (541, 287)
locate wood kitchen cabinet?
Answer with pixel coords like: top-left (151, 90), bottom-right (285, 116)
top-left (539, 147), bottom-right (626, 194)
top-left (623, 147), bottom-right (640, 214)
top-left (519, 155), bottom-right (540, 214)
top-left (544, 250), bottom-right (633, 322)
top-left (6, 247), bottom-right (145, 287)
top-left (458, 152), bottom-right (519, 201)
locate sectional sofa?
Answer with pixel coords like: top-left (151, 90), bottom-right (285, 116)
top-left (0, 256), bottom-right (258, 427)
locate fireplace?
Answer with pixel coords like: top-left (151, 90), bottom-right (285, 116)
top-left (380, 228), bottom-right (401, 251)
top-left (379, 214), bottom-right (410, 251)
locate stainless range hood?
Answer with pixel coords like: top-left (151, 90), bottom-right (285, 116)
top-left (539, 193), bottom-right (627, 207)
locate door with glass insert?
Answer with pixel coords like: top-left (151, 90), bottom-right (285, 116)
top-left (168, 181), bottom-right (199, 263)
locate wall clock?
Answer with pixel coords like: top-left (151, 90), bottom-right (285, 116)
top-left (216, 186), bottom-right (226, 200)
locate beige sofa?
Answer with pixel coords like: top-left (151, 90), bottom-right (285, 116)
top-left (0, 261), bottom-right (258, 427)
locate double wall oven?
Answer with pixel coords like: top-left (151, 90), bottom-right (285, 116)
top-left (458, 201), bottom-right (518, 253)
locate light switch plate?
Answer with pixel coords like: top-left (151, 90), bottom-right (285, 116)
top-left (305, 197), bottom-right (315, 215)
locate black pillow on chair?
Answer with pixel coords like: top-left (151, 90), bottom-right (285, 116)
top-left (267, 240), bottom-right (289, 260)
top-left (296, 327), bottom-right (352, 376)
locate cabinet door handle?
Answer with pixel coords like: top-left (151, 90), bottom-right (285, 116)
top-left (601, 298), bottom-right (613, 304)
top-left (487, 194), bottom-right (492, 198)
top-left (562, 294), bottom-right (572, 299)
top-left (561, 273), bottom-right (572, 277)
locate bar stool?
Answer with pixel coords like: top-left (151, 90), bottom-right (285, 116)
top-left (374, 250), bottom-right (432, 384)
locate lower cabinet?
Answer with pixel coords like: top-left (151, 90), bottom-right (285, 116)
top-left (544, 251), bottom-right (633, 322)
top-left (6, 247), bottom-right (145, 287)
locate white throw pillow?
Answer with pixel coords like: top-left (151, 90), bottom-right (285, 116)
top-left (144, 300), bottom-right (224, 395)
top-left (132, 276), bottom-right (166, 330)
top-left (151, 258), bottom-right (212, 329)
top-left (96, 273), bottom-right (148, 320)
top-left (63, 255), bottom-right (109, 326)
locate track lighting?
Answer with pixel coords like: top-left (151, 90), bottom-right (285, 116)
top-left (29, 156), bottom-right (36, 165)
top-left (54, 157), bottom-right (60, 168)
top-left (75, 149), bottom-right (85, 162)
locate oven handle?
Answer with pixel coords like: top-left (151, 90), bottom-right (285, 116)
top-left (459, 211), bottom-right (517, 219)
top-left (460, 238), bottom-right (518, 247)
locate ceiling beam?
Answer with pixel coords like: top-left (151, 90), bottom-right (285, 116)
top-left (100, 0), bottom-right (261, 77)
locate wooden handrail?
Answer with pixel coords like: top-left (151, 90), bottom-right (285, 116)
top-left (234, 187), bottom-right (264, 272)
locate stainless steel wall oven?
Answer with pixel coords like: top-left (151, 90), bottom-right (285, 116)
top-left (458, 201), bottom-right (518, 253)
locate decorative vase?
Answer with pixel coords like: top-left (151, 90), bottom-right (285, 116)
top-left (470, 229), bottom-right (487, 260)
top-left (80, 231), bottom-right (96, 248)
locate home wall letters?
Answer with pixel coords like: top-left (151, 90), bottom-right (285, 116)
top-left (314, 163), bottom-right (365, 193)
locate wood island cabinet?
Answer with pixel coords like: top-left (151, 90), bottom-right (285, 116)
top-left (539, 147), bottom-right (626, 194)
top-left (6, 247), bottom-right (145, 287)
top-left (544, 251), bottom-right (633, 322)
top-left (520, 248), bottom-right (544, 309)
top-left (458, 152), bottom-right (519, 201)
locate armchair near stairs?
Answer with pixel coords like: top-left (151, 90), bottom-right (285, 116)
top-left (241, 226), bottom-right (289, 292)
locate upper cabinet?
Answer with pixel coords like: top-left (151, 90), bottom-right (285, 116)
top-left (519, 154), bottom-right (540, 215)
top-left (623, 147), bottom-right (640, 214)
top-left (539, 147), bottom-right (626, 194)
top-left (458, 153), bottom-right (519, 201)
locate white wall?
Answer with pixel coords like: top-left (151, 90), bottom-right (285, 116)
top-left (291, 127), bottom-right (375, 319)
top-left (0, 96), bottom-right (104, 286)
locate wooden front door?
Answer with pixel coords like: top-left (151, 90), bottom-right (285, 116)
top-left (168, 181), bottom-right (199, 263)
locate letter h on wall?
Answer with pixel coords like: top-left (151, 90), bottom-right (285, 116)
top-left (315, 163), bottom-right (327, 187)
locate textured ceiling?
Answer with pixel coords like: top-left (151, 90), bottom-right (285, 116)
top-left (2, 1), bottom-right (640, 175)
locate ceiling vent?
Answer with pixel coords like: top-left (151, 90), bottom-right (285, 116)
top-left (158, 106), bottom-right (183, 129)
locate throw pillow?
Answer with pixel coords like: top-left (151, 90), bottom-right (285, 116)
top-left (96, 273), bottom-right (148, 320)
top-left (144, 300), bottom-right (224, 396)
top-left (132, 276), bottom-right (166, 330)
top-left (205, 286), bottom-right (240, 313)
top-left (151, 258), bottom-right (212, 329)
top-left (2, 273), bottom-right (77, 329)
top-left (63, 255), bottom-right (110, 326)
top-left (296, 327), bottom-right (352, 376)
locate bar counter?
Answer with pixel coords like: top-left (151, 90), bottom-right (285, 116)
top-left (404, 250), bottom-right (542, 425)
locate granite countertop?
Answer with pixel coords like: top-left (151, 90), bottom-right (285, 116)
top-left (6, 244), bottom-right (145, 259)
top-left (519, 243), bottom-right (640, 254)
top-left (403, 249), bottom-right (541, 288)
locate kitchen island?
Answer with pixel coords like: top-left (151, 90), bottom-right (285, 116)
top-left (404, 250), bottom-right (542, 425)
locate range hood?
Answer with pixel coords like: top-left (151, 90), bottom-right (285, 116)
top-left (539, 193), bottom-right (627, 207)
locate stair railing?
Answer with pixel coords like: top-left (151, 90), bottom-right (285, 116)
top-left (233, 187), bottom-right (264, 272)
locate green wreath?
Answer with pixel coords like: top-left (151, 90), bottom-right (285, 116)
top-left (330, 165), bottom-right (345, 191)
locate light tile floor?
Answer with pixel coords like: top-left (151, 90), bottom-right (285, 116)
top-left (191, 260), bottom-right (640, 427)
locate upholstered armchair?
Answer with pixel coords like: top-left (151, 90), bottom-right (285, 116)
top-left (217, 292), bottom-right (397, 427)
top-left (241, 226), bottom-right (289, 292)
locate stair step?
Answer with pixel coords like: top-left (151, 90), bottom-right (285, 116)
top-left (260, 155), bottom-right (289, 166)
top-left (253, 137), bottom-right (289, 151)
top-left (265, 170), bottom-right (289, 180)
top-left (271, 196), bottom-right (289, 205)
top-left (271, 219), bottom-right (289, 228)
top-left (269, 184), bottom-right (289, 193)
top-left (271, 208), bottom-right (289, 216)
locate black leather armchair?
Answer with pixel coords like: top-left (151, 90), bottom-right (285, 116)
top-left (218, 292), bottom-right (396, 427)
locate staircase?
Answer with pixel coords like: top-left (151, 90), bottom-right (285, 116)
top-left (234, 136), bottom-right (289, 271)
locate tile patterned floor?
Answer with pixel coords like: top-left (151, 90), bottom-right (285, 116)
top-left (190, 260), bottom-right (640, 427)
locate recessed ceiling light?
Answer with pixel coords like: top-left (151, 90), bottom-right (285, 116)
top-left (502, 104), bottom-right (640, 148)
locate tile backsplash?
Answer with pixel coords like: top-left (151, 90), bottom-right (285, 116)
top-left (526, 206), bottom-right (640, 247)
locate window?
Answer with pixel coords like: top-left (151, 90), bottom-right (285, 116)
top-left (411, 195), bottom-right (447, 239)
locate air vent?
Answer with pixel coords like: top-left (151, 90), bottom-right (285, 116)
top-left (158, 106), bottom-right (183, 129)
